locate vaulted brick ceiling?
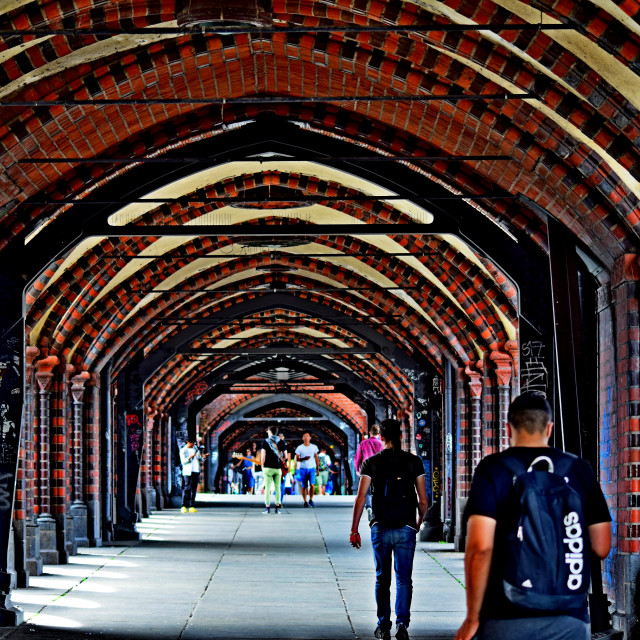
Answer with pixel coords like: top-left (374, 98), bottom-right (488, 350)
top-left (2, 0), bottom-right (639, 433)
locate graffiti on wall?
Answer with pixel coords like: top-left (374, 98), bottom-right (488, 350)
top-left (520, 340), bottom-right (549, 395)
top-left (185, 381), bottom-right (208, 405)
top-left (0, 335), bottom-right (22, 465)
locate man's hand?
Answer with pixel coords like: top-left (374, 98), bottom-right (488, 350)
top-left (349, 532), bottom-right (361, 548)
top-left (454, 617), bottom-right (479, 640)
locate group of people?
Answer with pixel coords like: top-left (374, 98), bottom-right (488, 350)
top-left (227, 430), bottom-right (341, 509)
top-left (350, 392), bottom-right (612, 640)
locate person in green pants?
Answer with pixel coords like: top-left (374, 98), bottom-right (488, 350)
top-left (261, 426), bottom-right (287, 514)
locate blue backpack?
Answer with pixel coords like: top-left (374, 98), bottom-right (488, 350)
top-left (500, 452), bottom-right (591, 611)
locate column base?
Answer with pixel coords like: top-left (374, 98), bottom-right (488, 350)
top-left (145, 487), bottom-right (157, 513)
top-left (36, 515), bottom-right (59, 565)
top-left (154, 484), bottom-right (164, 510)
top-left (70, 502), bottom-right (90, 548)
top-left (25, 521), bottom-right (43, 577)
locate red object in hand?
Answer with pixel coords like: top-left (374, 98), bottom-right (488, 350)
top-left (349, 532), bottom-right (361, 548)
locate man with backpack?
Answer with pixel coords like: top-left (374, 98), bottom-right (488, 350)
top-left (349, 419), bottom-right (428, 640)
top-left (455, 391), bottom-right (612, 640)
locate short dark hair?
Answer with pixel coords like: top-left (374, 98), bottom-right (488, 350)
top-left (507, 391), bottom-right (552, 434)
top-left (267, 426), bottom-right (279, 436)
top-left (380, 419), bottom-right (402, 447)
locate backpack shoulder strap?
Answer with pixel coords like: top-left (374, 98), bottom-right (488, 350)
top-left (499, 451), bottom-right (528, 477)
top-left (551, 452), bottom-right (578, 477)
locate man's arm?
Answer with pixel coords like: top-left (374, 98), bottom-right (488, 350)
top-left (454, 514), bottom-right (496, 640)
top-left (589, 521), bottom-right (612, 559)
top-left (314, 451), bottom-right (321, 470)
top-left (261, 449), bottom-right (266, 467)
top-left (349, 475), bottom-right (371, 548)
top-left (415, 475), bottom-right (428, 529)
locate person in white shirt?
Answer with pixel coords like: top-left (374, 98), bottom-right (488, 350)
top-left (295, 432), bottom-right (320, 508)
top-left (179, 440), bottom-right (197, 513)
top-left (179, 439), bottom-right (209, 512)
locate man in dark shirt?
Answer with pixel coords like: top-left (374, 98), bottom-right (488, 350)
top-left (455, 391), bottom-right (612, 640)
top-left (350, 419), bottom-right (428, 640)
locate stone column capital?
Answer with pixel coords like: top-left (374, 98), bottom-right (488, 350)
top-left (71, 371), bottom-right (91, 403)
top-left (489, 350), bottom-right (513, 387)
top-left (465, 367), bottom-right (482, 398)
top-left (34, 356), bottom-right (59, 392)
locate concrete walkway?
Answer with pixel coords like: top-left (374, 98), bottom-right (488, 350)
top-left (2, 495), bottom-right (466, 640)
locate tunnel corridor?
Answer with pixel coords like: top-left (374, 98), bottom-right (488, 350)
top-left (0, 0), bottom-right (639, 637)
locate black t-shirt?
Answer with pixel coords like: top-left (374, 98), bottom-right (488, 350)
top-left (466, 447), bottom-right (611, 622)
top-left (262, 437), bottom-right (286, 470)
top-left (360, 448), bottom-right (425, 529)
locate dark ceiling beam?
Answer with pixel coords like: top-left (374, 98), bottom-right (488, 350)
top-left (155, 315), bottom-right (405, 324)
top-left (19, 155), bottom-right (509, 164)
top-left (0, 24), bottom-right (574, 36)
top-left (114, 253), bottom-right (439, 260)
top-left (1, 92), bottom-right (536, 107)
top-left (136, 286), bottom-right (421, 293)
top-left (184, 348), bottom-right (381, 355)
top-left (23, 194), bottom-right (517, 205)
top-left (81, 222), bottom-right (454, 237)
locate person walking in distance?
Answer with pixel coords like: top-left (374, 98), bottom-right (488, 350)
top-left (261, 426), bottom-right (286, 514)
top-left (295, 432), bottom-right (320, 508)
top-left (454, 391), bottom-right (612, 640)
top-left (350, 419), bottom-right (428, 640)
top-left (188, 438), bottom-right (209, 511)
top-left (179, 440), bottom-right (198, 513)
top-left (355, 424), bottom-right (384, 518)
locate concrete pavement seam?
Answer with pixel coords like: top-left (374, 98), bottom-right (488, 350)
top-left (312, 508), bottom-right (359, 639)
top-left (176, 509), bottom-right (249, 639)
top-left (424, 553), bottom-right (466, 589)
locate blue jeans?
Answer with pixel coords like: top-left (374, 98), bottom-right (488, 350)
top-left (476, 615), bottom-right (589, 640)
top-left (371, 524), bottom-right (417, 630)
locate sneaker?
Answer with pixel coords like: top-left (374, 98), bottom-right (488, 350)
top-left (274, 507), bottom-right (279, 514)
top-left (262, 507), bottom-right (270, 514)
top-left (188, 507), bottom-right (197, 513)
top-left (181, 506), bottom-right (187, 513)
top-left (395, 624), bottom-right (409, 640)
top-left (303, 502), bottom-right (310, 508)
top-left (308, 499), bottom-right (315, 507)
top-left (374, 626), bottom-right (391, 640)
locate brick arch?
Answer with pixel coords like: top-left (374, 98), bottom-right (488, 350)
top-left (144, 329), bottom-right (410, 414)
top-left (38, 223), bottom-right (516, 374)
top-left (1, 8), bottom-right (629, 262)
top-left (201, 390), bottom-right (366, 439)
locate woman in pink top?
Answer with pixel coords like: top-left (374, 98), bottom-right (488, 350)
top-left (355, 424), bottom-right (383, 516)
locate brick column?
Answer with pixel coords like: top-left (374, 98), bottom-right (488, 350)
top-left (13, 348), bottom-right (43, 583)
top-left (142, 412), bottom-right (157, 517)
top-left (490, 350), bottom-right (513, 452)
top-left (466, 367), bottom-right (483, 473)
top-left (34, 356), bottom-right (59, 564)
top-left (608, 254), bottom-right (640, 637)
top-left (69, 372), bottom-right (90, 547)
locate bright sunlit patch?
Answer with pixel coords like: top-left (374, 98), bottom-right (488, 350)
top-left (26, 613), bottom-right (83, 629)
top-left (11, 593), bottom-right (57, 606)
top-left (68, 556), bottom-right (138, 567)
top-left (72, 582), bottom-right (116, 594)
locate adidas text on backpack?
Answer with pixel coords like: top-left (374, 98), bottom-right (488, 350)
top-left (500, 453), bottom-right (591, 611)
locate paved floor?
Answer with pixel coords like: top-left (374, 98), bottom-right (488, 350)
top-left (1, 495), bottom-right (466, 640)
